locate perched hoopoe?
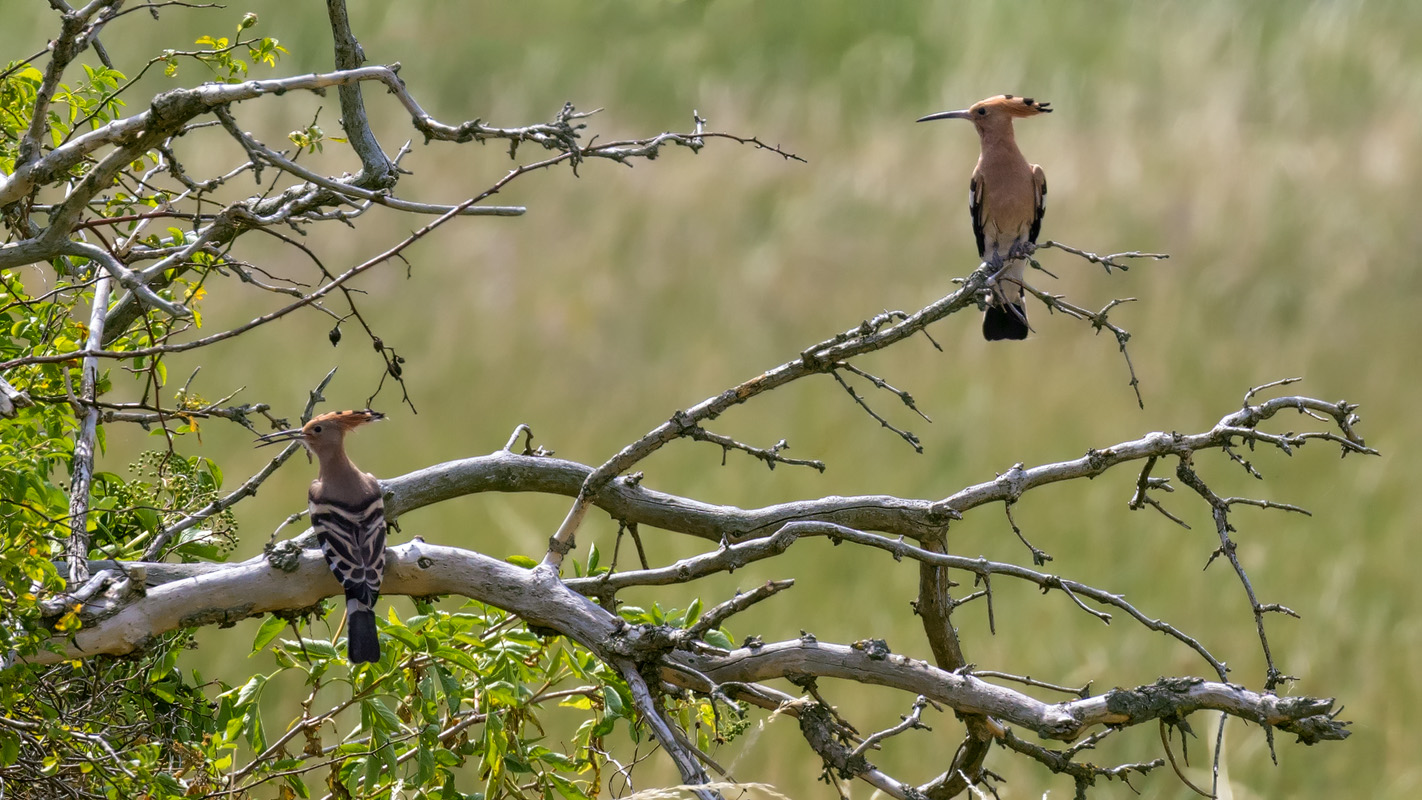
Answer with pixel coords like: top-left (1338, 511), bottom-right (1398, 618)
top-left (918, 95), bottom-right (1051, 340)
top-left (258, 410), bottom-right (388, 663)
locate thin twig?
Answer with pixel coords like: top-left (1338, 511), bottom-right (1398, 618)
top-left (1036, 240), bottom-right (1169, 274)
top-left (850, 695), bottom-right (934, 758)
top-left (831, 369), bottom-right (923, 452)
top-left (685, 580), bottom-right (795, 642)
top-left (684, 426), bottom-right (826, 472)
top-left (1160, 720), bottom-right (1214, 797)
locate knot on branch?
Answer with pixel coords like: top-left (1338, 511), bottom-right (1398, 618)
top-left (850, 638), bottom-right (891, 661)
top-left (609, 623), bottom-right (680, 662)
top-left (264, 538), bottom-right (305, 572)
top-left (669, 409), bottom-right (695, 433)
top-left (926, 501), bottom-right (963, 523)
top-left (148, 87), bottom-right (203, 128)
top-left (995, 463), bottom-right (1028, 500)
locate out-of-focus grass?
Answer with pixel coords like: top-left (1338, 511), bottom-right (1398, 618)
top-left (5, 1), bottom-right (1420, 796)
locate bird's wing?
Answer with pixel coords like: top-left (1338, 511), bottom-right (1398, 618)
top-left (969, 170), bottom-right (986, 258)
top-left (1029, 164), bottom-right (1047, 244)
top-left (308, 486), bottom-right (387, 609)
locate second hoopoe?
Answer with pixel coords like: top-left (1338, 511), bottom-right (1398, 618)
top-left (919, 95), bottom-right (1051, 341)
top-left (258, 410), bottom-right (388, 664)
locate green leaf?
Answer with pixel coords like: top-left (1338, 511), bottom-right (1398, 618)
top-left (416, 724), bottom-right (438, 784)
top-left (362, 698), bottom-right (402, 733)
top-left (245, 702), bottom-right (267, 751)
top-left (362, 750), bottom-right (382, 791)
top-left (147, 679), bottom-right (177, 703)
top-left (382, 623), bottom-right (421, 649)
top-left (200, 456), bottom-right (223, 487)
top-left (285, 773), bottom-right (311, 798)
top-left (601, 686), bottom-right (624, 718)
top-left (377, 729), bottom-right (399, 774)
top-left (280, 637), bottom-right (340, 660)
top-left (558, 693), bottom-right (592, 710)
top-left (533, 748), bottom-right (577, 769)
top-left (234, 674), bottom-right (267, 707)
top-left (589, 715), bottom-right (615, 738)
top-left (703, 628), bottom-right (734, 650)
top-left (251, 615), bottom-right (286, 653)
top-left (435, 663), bottom-right (462, 715)
top-left (435, 646), bottom-right (481, 673)
top-left (550, 774), bottom-right (592, 800)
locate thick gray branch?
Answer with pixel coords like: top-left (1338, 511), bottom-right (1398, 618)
top-left (324, 0), bottom-right (394, 187)
top-left (383, 450), bottom-right (950, 542)
top-left (23, 543), bottom-right (1347, 749)
top-left (673, 643), bottom-right (1346, 744)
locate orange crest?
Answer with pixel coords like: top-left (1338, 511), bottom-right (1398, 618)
top-left (304, 409), bottom-right (385, 434)
top-left (978, 94), bottom-right (1052, 117)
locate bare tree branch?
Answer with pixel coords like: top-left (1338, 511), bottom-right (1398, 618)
top-left (21, 543), bottom-right (1349, 751)
top-left (543, 278), bottom-right (994, 568)
top-left (65, 274), bottom-right (113, 585)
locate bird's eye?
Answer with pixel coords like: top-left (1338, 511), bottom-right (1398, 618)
top-left (312, 425), bottom-right (322, 434)
top-left (976, 108), bottom-right (987, 115)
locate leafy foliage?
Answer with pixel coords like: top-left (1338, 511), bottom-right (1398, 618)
top-left (0, 14), bottom-right (745, 796)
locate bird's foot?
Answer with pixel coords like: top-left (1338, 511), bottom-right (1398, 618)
top-left (1007, 241), bottom-right (1037, 261)
top-left (985, 253), bottom-right (1008, 281)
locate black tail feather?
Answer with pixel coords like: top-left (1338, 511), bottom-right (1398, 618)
top-left (346, 605), bottom-right (380, 664)
top-left (983, 303), bottom-right (1029, 341)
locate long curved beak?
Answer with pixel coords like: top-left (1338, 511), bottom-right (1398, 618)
top-left (255, 428), bottom-right (303, 447)
top-left (916, 109), bottom-right (972, 122)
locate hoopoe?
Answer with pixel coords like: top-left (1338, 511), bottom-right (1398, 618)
top-left (258, 410), bottom-right (388, 663)
top-left (918, 95), bottom-right (1051, 340)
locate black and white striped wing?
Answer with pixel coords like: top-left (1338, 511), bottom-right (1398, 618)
top-left (308, 489), bottom-right (387, 611)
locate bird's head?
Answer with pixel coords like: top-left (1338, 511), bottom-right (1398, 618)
top-left (256, 409), bottom-right (385, 462)
top-left (917, 95), bottom-right (1052, 130)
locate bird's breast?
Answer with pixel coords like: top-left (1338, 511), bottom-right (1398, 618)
top-left (977, 160), bottom-right (1037, 246)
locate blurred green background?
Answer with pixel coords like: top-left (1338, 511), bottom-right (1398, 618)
top-left (7, 0), bottom-right (1421, 796)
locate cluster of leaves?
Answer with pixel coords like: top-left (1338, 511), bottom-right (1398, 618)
top-left (0, 6), bottom-right (275, 657)
top-left (0, 634), bottom-right (215, 798)
top-left (0, 13), bottom-right (272, 796)
top-left (0, 9), bottom-right (753, 800)
top-left (0, 567), bottom-right (745, 800)
top-left (110, 449), bottom-right (236, 561)
top-left (0, 268), bottom-right (97, 655)
top-left (0, 59), bottom-right (125, 174)
top-left (159, 14), bottom-right (287, 82)
top-left (0, 266), bottom-right (223, 637)
top-left (200, 596), bottom-right (744, 800)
